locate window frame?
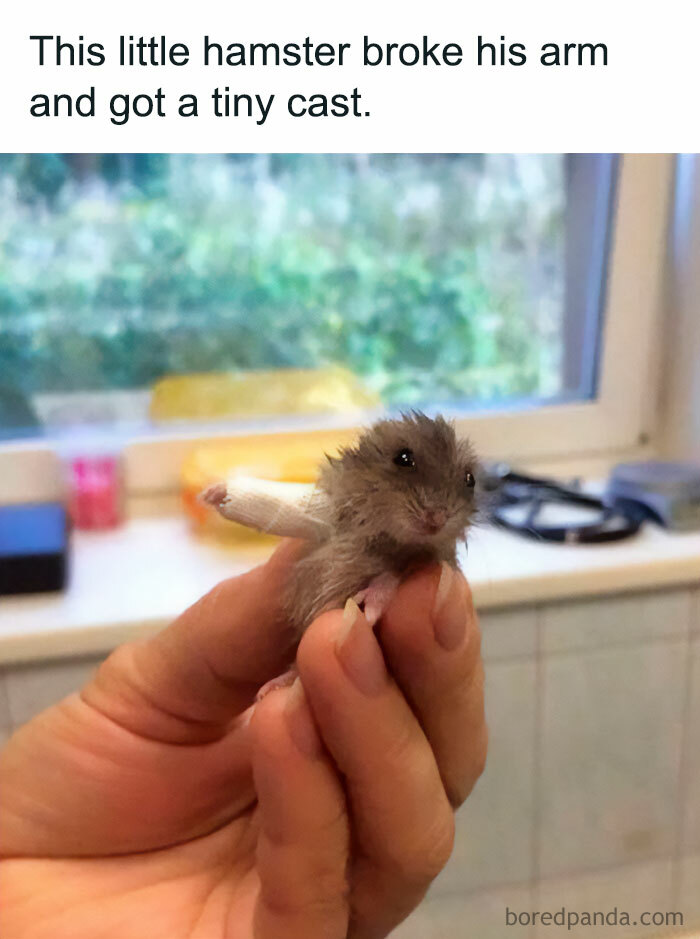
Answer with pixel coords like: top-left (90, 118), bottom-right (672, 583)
top-left (0, 153), bottom-right (674, 502)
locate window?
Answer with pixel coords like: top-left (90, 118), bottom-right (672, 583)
top-left (0, 154), bottom-right (671, 496)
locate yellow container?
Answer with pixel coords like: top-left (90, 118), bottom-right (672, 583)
top-left (152, 366), bottom-right (379, 422)
top-left (182, 427), bottom-right (358, 540)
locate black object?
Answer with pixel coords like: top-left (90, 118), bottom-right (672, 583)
top-left (482, 464), bottom-right (643, 544)
top-left (0, 503), bottom-right (69, 595)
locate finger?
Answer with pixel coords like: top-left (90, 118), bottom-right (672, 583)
top-left (297, 602), bottom-right (455, 936)
top-left (82, 539), bottom-right (304, 743)
top-left (250, 680), bottom-right (350, 939)
top-left (379, 563), bottom-right (488, 807)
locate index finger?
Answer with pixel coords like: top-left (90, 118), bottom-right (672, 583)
top-left (82, 539), bottom-right (304, 742)
top-left (379, 563), bottom-right (487, 807)
top-left (297, 602), bottom-right (456, 935)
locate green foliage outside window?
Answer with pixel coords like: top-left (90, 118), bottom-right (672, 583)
top-left (0, 153), bottom-right (564, 410)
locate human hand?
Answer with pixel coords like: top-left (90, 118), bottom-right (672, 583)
top-left (0, 541), bottom-right (486, 939)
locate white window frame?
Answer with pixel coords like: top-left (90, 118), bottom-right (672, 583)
top-left (659, 153), bottom-right (700, 463)
top-left (0, 154), bottom-right (673, 502)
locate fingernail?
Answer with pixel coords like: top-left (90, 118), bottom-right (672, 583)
top-left (285, 677), bottom-right (323, 759)
top-left (335, 597), bottom-right (388, 696)
top-left (432, 562), bottom-right (468, 651)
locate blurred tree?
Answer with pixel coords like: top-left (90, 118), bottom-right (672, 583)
top-left (0, 154), bottom-right (565, 412)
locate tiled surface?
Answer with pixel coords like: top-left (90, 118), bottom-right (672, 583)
top-left (434, 659), bottom-right (537, 893)
top-left (541, 589), bottom-right (691, 654)
top-left (540, 640), bottom-right (686, 877)
top-left (691, 589), bottom-right (700, 636)
top-left (678, 854), bottom-right (700, 930)
top-left (682, 644), bottom-right (700, 853)
top-left (479, 606), bottom-right (538, 661)
top-left (0, 669), bottom-right (11, 729)
top-left (5, 655), bottom-right (105, 726)
top-left (391, 884), bottom-right (534, 939)
top-left (534, 860), bottom-right (674, 939)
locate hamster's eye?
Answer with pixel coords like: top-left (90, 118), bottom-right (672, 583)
top-left (465, 470), bottom-right (476, 489)
top-left (393, 448), bottom-right (416, 468)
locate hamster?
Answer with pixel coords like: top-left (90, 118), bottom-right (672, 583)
top-left (204, 411), bottom-right (479, 635)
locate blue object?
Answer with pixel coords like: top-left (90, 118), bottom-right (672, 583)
top-left (0, 503), bottom-right (68, 594)
top-left (607, 461), bottom-right (700, 531)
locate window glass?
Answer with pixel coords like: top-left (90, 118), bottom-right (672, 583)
top-left (0, 153), bottom-right (614, 440)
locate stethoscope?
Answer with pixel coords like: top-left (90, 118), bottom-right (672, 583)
top-left (481, 464), bottom-right (644, 544)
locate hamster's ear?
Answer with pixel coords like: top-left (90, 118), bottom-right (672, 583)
top-left (200, 477), bottom-right (329, 541)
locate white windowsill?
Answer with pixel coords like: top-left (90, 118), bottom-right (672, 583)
top-left (1, 513), bottom-right (699, 666)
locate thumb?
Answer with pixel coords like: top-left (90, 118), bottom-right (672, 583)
top-left (83, 539), bottom-right (304, 742)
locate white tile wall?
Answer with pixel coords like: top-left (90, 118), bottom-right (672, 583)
top-left (682, 643), bottom-right (700, 854)
top-left (0, 670), bottom-right (12, 730)
top-left (434, 659), bottom-right (537, 894)
top-left (392, 884), bottom-right (534, 939)
top-left (4, 655), bottom-right (106, 726)
top-left (534, 860), bottom-right (674, 939)
top-left (678, 853), bottom-right (700, 930)
top-left (691, 589), bottom-right (700, 636)
top-left (541, 589), bottom-right (692, 654)
top-left (540, 640), bottom-right (686, 877)
top-left (479, 606), bottom-right (538, 661)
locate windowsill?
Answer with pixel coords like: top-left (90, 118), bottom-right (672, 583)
top-left (1, 513), bottom-right (699, 665)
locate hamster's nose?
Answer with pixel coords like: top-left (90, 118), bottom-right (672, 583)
top-left (422, 509), bottom-right (447, 534)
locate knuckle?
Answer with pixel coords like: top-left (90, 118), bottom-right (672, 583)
top-left (307, 802), bottom-right (351, 856)
top-left (310, 866), bottom-right (352, 911)
top-left (423, 819), bottom-right (456, 879)
top-left (380, 719), bottom-right (419, 772)
top-left (99, 640), bottom-right (138, 676)
top-left (258, 825), bottom-right (350, 913)
top-left (387, 810), bottom-right (456, 887)
top-left (89, 641), bottom-right (147, 701)
top-left (261, 875), bottom-right (349, 922)
top-left (410, 815), bottom-right (456, 884)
